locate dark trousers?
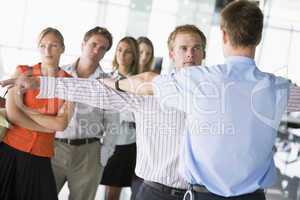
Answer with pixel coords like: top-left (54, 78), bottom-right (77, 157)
top-left (192, 191), bottom-right (266, 200)
top-left (135, 182), bottom-right (185, 200)
top-left (131, 175), bottom-right (143, 200)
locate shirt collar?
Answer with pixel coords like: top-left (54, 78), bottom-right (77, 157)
top-left (112, 70), bottom-right (132, 80)
top-left (65, 58), bottom-right (104, 78)
top-left (225, 56), bottom-right (255, 66)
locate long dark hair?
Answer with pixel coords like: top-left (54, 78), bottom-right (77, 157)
top-left (112, 36), bottom-right (139, 75)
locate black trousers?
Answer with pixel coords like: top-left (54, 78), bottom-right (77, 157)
top-left (192, 191), bottom-right (266, 200)
top-left (135, 182), bottom-right (185, 200)
top-left (0, 143), bottom-right (58, 200)
top-left (131, 175), bottom-right (144, 200)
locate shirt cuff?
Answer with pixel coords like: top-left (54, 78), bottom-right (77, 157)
top-left (153, 74), bottom-right (170, 99)
top-left (152, 75), bottom-right (161, 98)
top-left (37, 76), bottom-right (56, 98)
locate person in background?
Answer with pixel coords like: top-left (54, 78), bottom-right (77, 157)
top-left (51, 26), bottom-right (113, 200)
top-left (100, 36), bottom-right (139, 200)
top-left (0, 27), bottom-right (72, 200)
top-left (137, 36), bottom-right (154, 73)
top-left (0, 96), bottom-right (5, 108)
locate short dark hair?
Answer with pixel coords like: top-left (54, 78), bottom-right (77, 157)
top-left (83, 26), bottom-right (113, 51)
top-left (220, 0), bottom-right (263, 47)
top-left (168, 24), bottom-right (207, 54)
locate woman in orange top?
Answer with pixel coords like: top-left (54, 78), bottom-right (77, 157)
top-left (0, 27), bottom-right (72, 200)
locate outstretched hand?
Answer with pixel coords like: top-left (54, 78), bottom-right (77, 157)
top-left (0, 75), bottom-right (40, 94)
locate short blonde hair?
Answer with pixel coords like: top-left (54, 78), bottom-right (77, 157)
top-left (167, 24), bottom-right (206, 53)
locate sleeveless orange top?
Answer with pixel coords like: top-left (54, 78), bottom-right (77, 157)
top-left (3, 63), bottom-right (71, 157)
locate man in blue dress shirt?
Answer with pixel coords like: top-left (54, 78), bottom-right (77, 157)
top-left (105, 1), bottom-right (297, 200)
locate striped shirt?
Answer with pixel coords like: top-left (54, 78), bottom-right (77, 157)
top-left (38, 77), bottom-right (189, 189)
top-left (287, 84), bottom-right (300, 112)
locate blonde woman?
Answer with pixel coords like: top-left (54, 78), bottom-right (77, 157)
top-left (137, 36), bottom-right (154, 73)
top-left (101, 36), bottom-right (139, 200)
top-left (0, 27), bottom-right (72, 200)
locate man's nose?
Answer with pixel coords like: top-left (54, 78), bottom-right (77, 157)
top-left (93, 47), bottom-right (100, 54)
top-left (186, 49), bottom-right (194, 58)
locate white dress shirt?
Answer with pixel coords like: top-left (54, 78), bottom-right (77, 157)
top-left (103, 70), bottom-right (136, 146)
top-left (38, 77), bottom-right (189, 189)
top-left (55, 62), bottom-right (106, 139)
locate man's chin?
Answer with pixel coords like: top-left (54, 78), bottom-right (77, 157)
top-left (89, 56), bottom-right (101, 62)
top-left (183, 63), bottom-right (195, 67)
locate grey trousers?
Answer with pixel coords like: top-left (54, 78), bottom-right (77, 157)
top-left (51, 140), bottom-right (103, 200)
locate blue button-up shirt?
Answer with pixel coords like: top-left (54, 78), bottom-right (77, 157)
top-left (153, 56), bottom-right (290, 197)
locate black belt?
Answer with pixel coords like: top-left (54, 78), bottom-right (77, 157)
top-left (191, 184), bottom-right (264, 194)
top-left (143, 180), bottom-right (186, 196)
top-left (191, 185), bottom-right (210, 193)
top-left (55, 138), bottom-right (99, 146)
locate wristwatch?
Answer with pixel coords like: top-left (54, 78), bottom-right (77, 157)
top-left (115, 80), bottom-right (125, 92)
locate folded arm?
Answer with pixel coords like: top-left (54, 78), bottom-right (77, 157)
top-left (5, 70), bottom-right (54, 132)
top-left (6, 78), bottom-right (53, 133)
top-left (23, 101), bottom-right (74, 131)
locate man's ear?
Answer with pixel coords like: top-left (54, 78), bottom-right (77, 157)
top-left (202, 50), bottom-right (206, 59)
top-left (81, 42), bottom-right (85, 51)
top-left (222, 28), bottom-right (228, 44)
top-left (169, 49), bottom-right (175, 63)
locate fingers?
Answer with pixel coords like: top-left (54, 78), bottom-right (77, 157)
top-left (0, 78), bottom-right (17, 88)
